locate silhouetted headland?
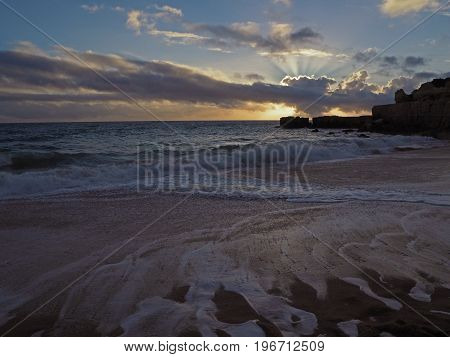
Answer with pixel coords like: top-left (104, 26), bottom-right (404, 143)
top-left (372, 78), bottom-right (450, 137)
top-left (280, 77), bottom-right (450, 138)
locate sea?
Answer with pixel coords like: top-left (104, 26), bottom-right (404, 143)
top-left (0, 121), bottom-right (442, 200)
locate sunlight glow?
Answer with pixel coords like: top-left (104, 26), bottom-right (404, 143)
top-left (259, 103), bottom-right (297, 120)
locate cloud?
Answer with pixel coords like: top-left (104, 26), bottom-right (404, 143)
top-left (0, 45), bottom-right (442, 121)
top-left (353, 48), bottom-right (428, 73)
top-left (273, 0), bottom-right (292, 6)
top-left (353, 48), bottom-right (378, 63)
top-left (246, 73), bottom-right (265, 81)
top-left (403, 56), bottom-right (426, 67)
top-left (263, 48), bottom-right (334, 58)
top-left (382, 71), bottom-right (440, 93)
top-left (126, 7), bottom-right (199, 42)
top-left (189, 22), bottom-right (325, 57)
top-left (154, 5), bottom-right (183, 18)
top-left (112, 6), bottom-right (125, 12)
top-left (126, 10), bottom-right (147, 34)
top-left (353, 49), bottom-right (400, 68)
top-left (123, 6), bottom-right (336, 59)
top-left (81, 4), bottom-right (103, 14)
top-left (380, 0), bottom-right (439, 17)
top-left (127, 5), bottom-right (183, 32)
top-left (147, 26), bottom-right (206, 45)
top-left (12, 41), bottom-right (48, 57)
top-left (290, 27), bottom-right (323, 44)
top-left (234, 73), bottom-right (266, 82)
top-left (280, 75), bottom-right (336, 93)
top-left (382, 56), bottom-right (399, 66)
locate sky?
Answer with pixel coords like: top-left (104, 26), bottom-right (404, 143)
top-left (0, 0), bottom-right (449, 122)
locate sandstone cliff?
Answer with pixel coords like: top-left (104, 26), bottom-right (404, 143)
top-left (372, 77), bottom-right (450, 136)
top-left (279, 78), bottom-right (449, 136)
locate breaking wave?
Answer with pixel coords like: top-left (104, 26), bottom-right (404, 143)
top-left (0, 123), bottom-right (443, 199)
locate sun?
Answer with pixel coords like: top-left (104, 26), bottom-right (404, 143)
top-left (259, 103), bottom-right (297, 120)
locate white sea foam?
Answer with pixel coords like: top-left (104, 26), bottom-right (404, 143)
top-left (287, 188), bottom-right (450, 206)
top-left (0, 132), bottom-right (442, 199)
top-left (408, 284), bottom-right (432, 303)
top-left (431, 310), bottom-right (450, 316)
top-left (1, 203), bottom-right (449, 336)
top-left (342, 277), bottom-right (402, 310)
top-left (337, 320), bottom-right (360, 337)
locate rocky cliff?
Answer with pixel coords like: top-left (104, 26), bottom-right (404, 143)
top-left (372, 77), bottom-right (450, 136)
top-left (279, 77), bottom-right (449, 137)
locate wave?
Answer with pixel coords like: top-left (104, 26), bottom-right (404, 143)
top-left (0, 164), bottom-right (137, 198)
top-left (215, 134), bottom-right (440, 165)
top-left (1, 152), bottom-right (91, 171)
top-left (287, 188), bottom-right (450, 207)
top-left (0, 134), bottom-right (443, 199)
top-left (0, 151), bottom-right (134, 171)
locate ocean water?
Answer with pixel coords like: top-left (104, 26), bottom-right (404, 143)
top-left (0, 121), bottom-right (441, 199)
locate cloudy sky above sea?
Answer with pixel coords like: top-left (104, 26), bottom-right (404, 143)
top-left (0, 0), bottom-right (449, 122)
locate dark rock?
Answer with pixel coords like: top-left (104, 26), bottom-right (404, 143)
top-left (312, 115), bottom-right (372, 129)
top-left (343, 129), bottom-right (355, 134)
top-left (280, 116), bottom-right (310, 129)
top-left (411, 78), bottom-right (450, 102)
top-left (395, 89), bottom-right (413, 104)
top-left (430, 78), bottom-right (450, 88)
top-left (277, 77), bottom-right (449, 138)
top-left (311, 129), bottom-right (319, 133)
top-left (372, 77), bottom-right (450, 136)
top-left (358, 134), bottom-right (370, 138)
top-left (373, 119), bottom-right (384, 125)
top-left (373, 101), bottom-right (450, 134)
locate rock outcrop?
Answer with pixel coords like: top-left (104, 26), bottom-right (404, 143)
top-left (312, 116), bottom-right (372, 130)
top-left (279, 78), bottom-right (449, 137)
top-left (280, 115), bottom-right (372, 130)
top-left (395, 89), bottom-right (413, 104)
top-left (372, 77), bottom-right (450, 136)
top-left (280, 116), bottom-right (310, 129)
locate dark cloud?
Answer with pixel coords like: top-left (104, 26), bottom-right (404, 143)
top-left (124, 6), bottom-right (331, 59)
top-left (289, 27), bottom-right (323, 43)
top-left (353, 49), bottom-right (430, 77)
top-left (353, 48), bottom-right (378, 63)
top-left (187, 22), bottom-right (323, 55)
top-left (414, 71), bottom-right (439, 80)
top-left (382, 56), bottom-right (399, 66)
top-left (0, 47), bottom-right (442, 121)
top-left (244, 73), bottom-right (266, 82)
top-left (233, 72), bottom-right (266, 82)
top-left (403, 56), bottom-right (426, 68)
top-left (383, 71), bottom-right (442, 94)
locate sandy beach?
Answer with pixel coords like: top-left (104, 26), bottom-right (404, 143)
top-left (0, 145), bottom-right (449, 337)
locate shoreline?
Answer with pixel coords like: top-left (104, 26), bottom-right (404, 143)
top-left (1, 142), bottom-right (449, 202)
top-left (0, 145), bottom-right (449, 337)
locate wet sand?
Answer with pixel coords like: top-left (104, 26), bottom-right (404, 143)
top-left (0, 145), bottom-right (449, 337)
